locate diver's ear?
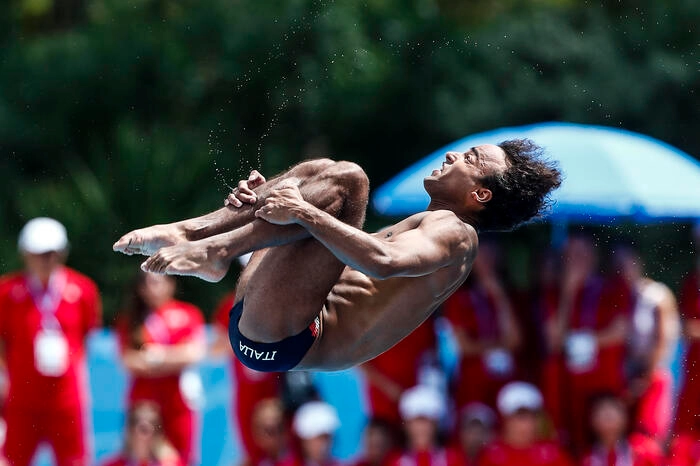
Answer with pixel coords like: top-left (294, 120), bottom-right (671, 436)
top-left (472, 187), bottom-right (493, 204)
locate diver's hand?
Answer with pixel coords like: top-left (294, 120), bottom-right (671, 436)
top-left (255, 183), bottom-right (307, 225)
top-left (224, 170), bottom-right (266, 207)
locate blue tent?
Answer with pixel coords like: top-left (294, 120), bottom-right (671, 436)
top-left (372, 122), bottom-right (700, 222)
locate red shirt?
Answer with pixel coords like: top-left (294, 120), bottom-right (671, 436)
top-left (669, 433), bottom-right (700, 466)
top-left (582, 434), bottom-right (664, 466)
top-left (352, 451), bottom-right (401, 466)
top-left (118, 299), bottom-right (205, 410)
top-left (362, 317), bottom-right (436, 424)
top-left (478, 441), bottom-right (573, 466)
top-left (391, 448), bottom-right (465, 466)
top-left (0, 268), bottom-right (101, 411)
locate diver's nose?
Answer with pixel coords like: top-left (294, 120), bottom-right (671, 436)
top-left (445, 152), bottom-right (458, 163)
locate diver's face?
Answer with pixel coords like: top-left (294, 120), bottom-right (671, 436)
top-left (424, 144), bottom-right (507, 215)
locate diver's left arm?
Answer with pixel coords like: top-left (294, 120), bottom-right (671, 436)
top-left (255, 185), bottom-right (477, 279)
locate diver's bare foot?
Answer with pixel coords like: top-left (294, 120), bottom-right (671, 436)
top-left (113, 224), bottom-right (186, 256)
top-left (140, 241), bottom-right (229, 283)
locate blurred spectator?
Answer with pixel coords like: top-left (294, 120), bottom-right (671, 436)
top-left (117, 272), bottom-right (206, 464)
top-left (102, 401), bottom-right (184, 466)
top-left (392, 385), bottom-right (463, 466)
top-left (535, 249), bottom-right (568, 433)
top-left (581, 393), bottom-right (663, 466)
top-left (352, 418), bottom-right (399, 466)
top-left (211, 290), bottom-right (282, 462)
top-left (284, 401), bottom-right (341, 466)
top-left (0, 217), bottom-right (101, 465)
top-left (361, 316), bottom-right (437, 432)
top-left (675, 223), bottom-right (700, 435)
top-left (242, 398), bottom-right (291, 466)
top-left (614, 245), bottom-right (679, 442)
top-left (545, 234), bottom-right (629, 453)
top-left (479, 382), bottom-right (573, 466)
top-left (453, 403), bottom-right (496, 466)
top-left (443, 240), bottom-right (520, 410)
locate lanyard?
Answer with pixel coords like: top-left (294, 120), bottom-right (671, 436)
top-left (26, 269), bottom-right (66, 332)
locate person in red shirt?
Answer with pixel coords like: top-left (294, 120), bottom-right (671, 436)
top-left (675, 223), bottom-right (700, 435)
top-left (211, 290), bottom-right (282, 463)
top-left (392, 385), bottom-right (465, 466)
top-left (117, 272), bottom-right (206, 464)
top-left (102, 401), bottom-right (184, 466)
top-left (0, 217), bottom-right (101, 466)
top-left (546, 234), bottom-right (630, 454)
top-left (479, 382), bottom-right (573, 466)
top-left (614, 246), bottom-right (679, 443)
top-left (352, 418), bottom-right (399, 466)
top-left (282, 401), bottom-right (342, 466)
top-left (241, 398), bottom-right (291, 466)
top-left (360, 317), bottom-right (437, 430)
top-left (581, 393), bottom-right (664, 466)
top-left (443, 240), bottom-right (520, 410)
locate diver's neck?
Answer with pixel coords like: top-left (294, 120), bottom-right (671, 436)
top-left (427, 201), bottom-right (478, 228)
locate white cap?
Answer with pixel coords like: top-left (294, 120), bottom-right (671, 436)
top-left (293, 401), bottom-right (340, 439)
top-left (399, 385), bottom-right (445, 421)
top-left (497, 382), bottom-right (543, 416)
top-left (18, 217), bottom-right (68, 254)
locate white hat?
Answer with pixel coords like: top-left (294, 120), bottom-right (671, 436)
top-left (399, 385), bottom-right (445, 421)
top-left (18, 217), bottom-right (68, 254)
top-left (497, 382), bottom-right (543, 416)
top-left (293, 401), bottom-right (340, 439)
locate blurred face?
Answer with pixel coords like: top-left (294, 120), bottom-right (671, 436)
top-left (459, 421), bottom-right (491, 455)
top-left (138, 273), bottom-right (176, 309)
top-left (591, 400), bottom-right (627, 444)
top-left (503, 410), bottom-right (538, 447)
top-left (253, 412), bottom-right (286, 457)
top-left (405, 417), bottom-right (438, 451)
top-left (23, 251), bottom-right (65, 284)
top-left (614, 249), bottom-right (643, 284)
top-left (127, 408), bottom-right (161, 458)
top-left (364, 425), bottom-right (392, 464)
top-left (563, 236), bottom-right (597, 277)
top-left (301, 434), bottom-right (333, 463)
top-left (424, 144), bottom-right (508, 216)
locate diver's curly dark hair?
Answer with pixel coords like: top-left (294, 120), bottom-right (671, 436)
top-left (476, 139), bottom-right (562, 232)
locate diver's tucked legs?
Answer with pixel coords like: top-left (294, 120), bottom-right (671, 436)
top-left (140, 161), bottom-right (367, 283)
top-left (113, 158), bottom-right (336, 256)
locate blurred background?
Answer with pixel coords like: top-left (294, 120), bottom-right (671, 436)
top-left (0, 0), bottom-right (699, 465)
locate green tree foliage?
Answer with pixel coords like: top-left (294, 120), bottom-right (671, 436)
top-left (0, 0), bottom-right (698, 320)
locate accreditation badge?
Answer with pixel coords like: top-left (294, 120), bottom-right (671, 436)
top-left (565, 330), bottom-right (597, 373)
top-left (34, 328), bottom-right (69, 377)
top-left (483, 348), bottom-right (514, 377)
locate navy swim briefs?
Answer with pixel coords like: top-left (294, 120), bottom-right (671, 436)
top-left (229, 299), bottom-right (319, 372)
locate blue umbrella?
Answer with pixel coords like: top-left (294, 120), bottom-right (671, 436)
top-left (372, 122), bottom-right (700, 222)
